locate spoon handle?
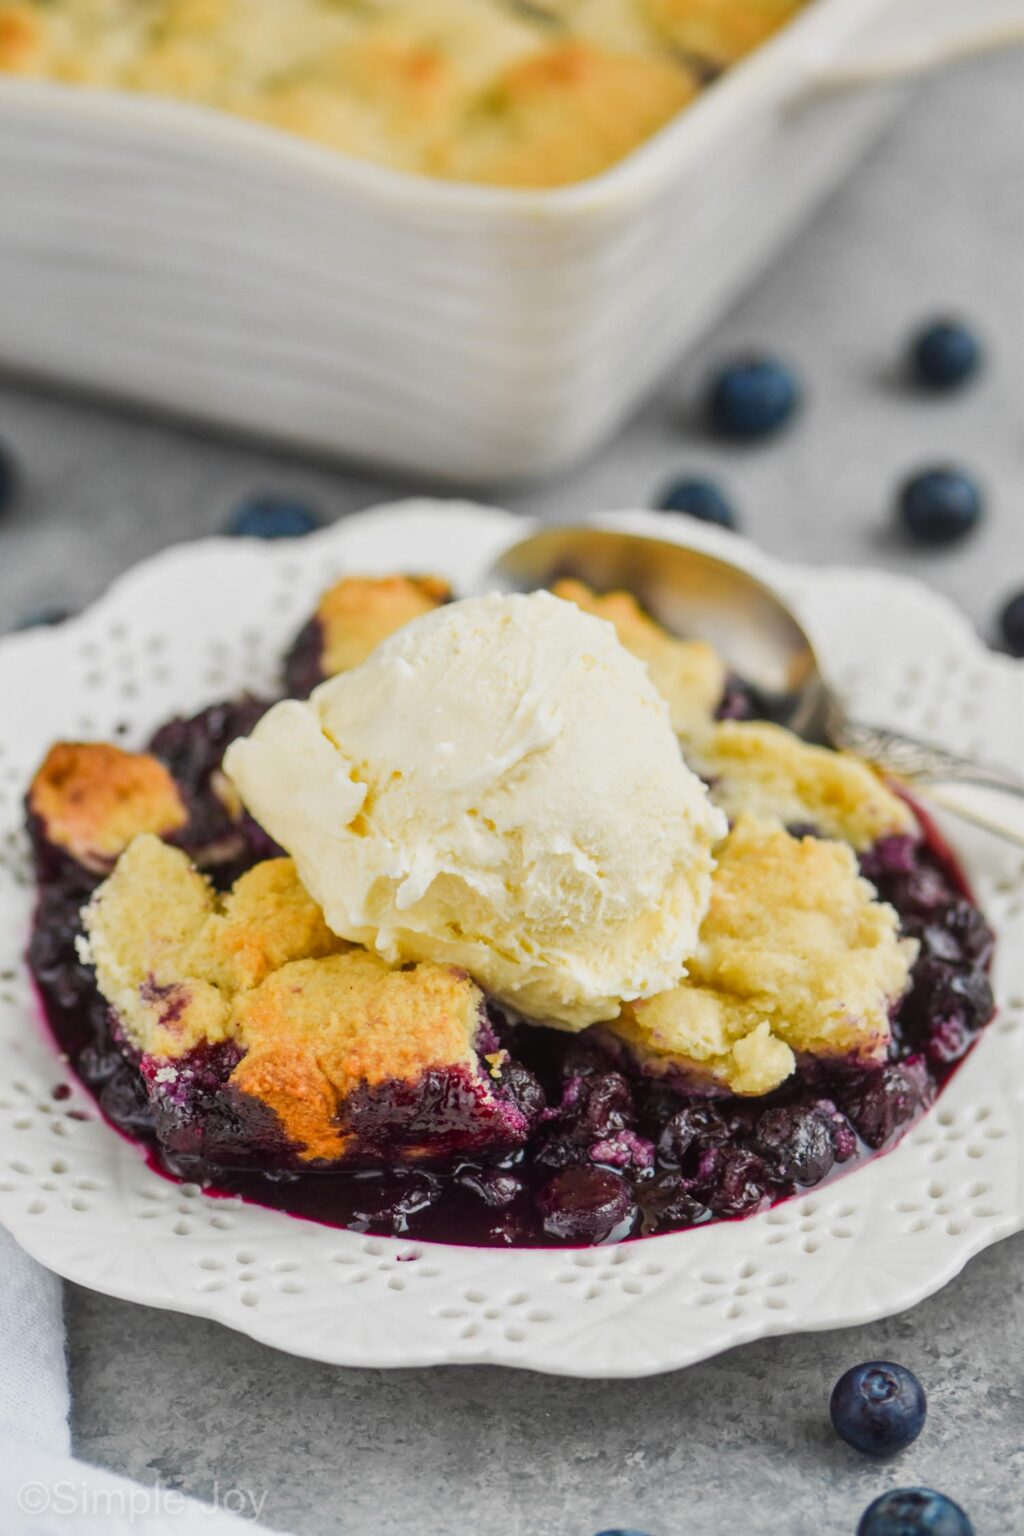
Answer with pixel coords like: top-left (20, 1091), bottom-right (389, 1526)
top-left (831, 717), bottom-right (1024, 798)
top-left (829, 716), bottom-right (1024, 850)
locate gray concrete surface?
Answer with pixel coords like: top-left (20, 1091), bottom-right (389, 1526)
top-left (1, 46), bottom-right (1022, 1536)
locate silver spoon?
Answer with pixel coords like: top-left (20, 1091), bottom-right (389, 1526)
top-left (488, 525), bottom-right (1024, 848)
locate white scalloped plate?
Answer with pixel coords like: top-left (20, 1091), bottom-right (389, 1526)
top-left (0, 501), bottom-right (1021, 1377)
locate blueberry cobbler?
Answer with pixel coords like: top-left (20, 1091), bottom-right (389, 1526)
top-left (26, 573), bottom-right (995, 1247)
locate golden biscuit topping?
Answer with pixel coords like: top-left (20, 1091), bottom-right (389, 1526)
top-left (29, 742), bottom-right (188, 872)
top-left (552, 579), bottom-right (727, 740)
top-left (81, 836), bottom-right (489, 1160)
top-left (437, 40), bottom-right (697, 189)
top-left (693, 721), bottom-right (917, 849)
top-left (610, 815), bottom-right (917, 1094)
top-left (80, 835), bottom-right (343, 1057)
top-left (1, 0), bottom-right (806, 187)
top-left (315, 573), bottom-right (451, 678)
top-left (229, 952), bottom-right (485, 1161)
top-left (0, 3), bottom-right (43, 72)
top-left (642, 0), bottom-right (804, 65)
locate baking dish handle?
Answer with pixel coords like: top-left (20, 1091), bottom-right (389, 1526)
top-left (792, 0), bottom-right (1024, 108)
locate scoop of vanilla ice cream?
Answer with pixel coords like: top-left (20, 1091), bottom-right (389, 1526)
top-left (224, 591), bottom-right (725, 1028)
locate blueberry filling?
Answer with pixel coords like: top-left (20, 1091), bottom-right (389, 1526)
top-left (26, 690), bottom-right (996, 1248)
top-left (147, 696), bottom-right (280, 874)
top-left (281, 617), bottom-right (326, 700)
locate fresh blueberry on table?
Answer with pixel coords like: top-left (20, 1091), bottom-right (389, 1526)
top-left (897, 468), bottom-right (983, 546)
top-left (0, 440), bottom-right (14, 515)
top-left (830, 1361), bottom-right (927, 1456)
top-left (998, 589), bottom-right (1024, 657)
top-left (857, 1488), bottom-right (973, 1536)
top-left (225, 494), bottom-right (320, 539)
top-left (656, 475), bottom-right (737, 529)
top-left (707, 355), bottom-right (801, 440)
top-left (12, 605), bottom-right (73, 632)
top-left (910, 319), bottom-right (982, 391)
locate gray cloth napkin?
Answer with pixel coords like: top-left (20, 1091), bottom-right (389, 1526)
top-left (0, 1229), bottom-right (288, 1534)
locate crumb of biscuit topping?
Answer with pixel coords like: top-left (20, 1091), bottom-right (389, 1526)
top-left (81, 834), bottom-right (346, 1058)
top-left (693, 721), bottom-right (917, 849)
top-left (82, 834), bottom-right (495, 1161)
top-left (315, 573), bottom-right (451, 678)
top-left (610, 815), bottom-right (917, 1095)
top-left (436, 39), bottom-right (697, 188)
top-left (29, 742), bottom-right (188, 870)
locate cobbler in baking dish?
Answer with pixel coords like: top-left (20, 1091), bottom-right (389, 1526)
top-left (26, 572), bottom-right (995, 1246)
top-left (0, 0), bottom-right (807, 188)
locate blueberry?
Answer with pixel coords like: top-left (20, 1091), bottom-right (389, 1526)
top-left (839, 1064), bottom-right (927, 1150)
top-left (704, 1148), bottom-right (770, 1216)
top-left (874, 863), bottom-right (954, 916)
top-left (910, 319), bottom-right (982, 391)
top-left (999, 589), bottom-right (1024, 657)
top-left (857, 1488), bottom-right (973, 1536)
top-left (925, 1017), bottom-right (974, 1068)
top-left (708, 355), bottom-right (801, 440)
top-left (0, 440), bottom-right (15, 515)
top-left (638, 1171), bottom-right (708, 1234)
top-left (901, 960), bottom-right (994, 1039)
top-left (656, 1103), bottom-right (731, 1165)
top-left (859, 836), bottom-right (920, 882)
top-left (903, 901), bottom-right (993, 970)
top-left (942, 902), bottom-right (994, 966)
top-left (350, 1172), bottom-right (441, 1233)
top-left (225, 495), bottom-right (320, 539)
top-left (594, 1530), bottom-right (653, 1535)
top-left (99, 1065), bottom-right (156, 1139)
top-left (753, 1105), bottom-right (835, 1185)
top-left (535, 1166), bottom-right (636, 1243)
top-left (457, 1168), bottom-right (523, 1208)
top-left (577, 1072), bottom-right (635, 1141)
top-left (898, 468), bottom-right (983, 546)
top-left (831, 1361), bottom-right (927, 1456)
top-left (656, 476), bottom-right (737, 529)
top-left (12, 605), bottom-right (73, 632)
top-left (817, 1101), bottom-right (858, 1162)
top-left (500, 1061), bottom-right (546, 1125)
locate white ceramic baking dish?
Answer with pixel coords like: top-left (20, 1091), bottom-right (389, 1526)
top-left (0, 0), bottom-right (1019, 484)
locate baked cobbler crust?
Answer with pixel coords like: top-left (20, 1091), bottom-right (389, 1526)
top-left (610, 815), bottom-right (917, 1094)
top-left (434, 39), bottom-right (696, 189)
top-left (81, 835), bottom-right (343, 1058)
top-left (642, 0), bottom-right (804, 63)
top-left (283, 573), bottom-right (450, 696)
top-left (316, 573), bottom-right (451, 676)
top-left (81, 834), bottom-right (527, 1163)
top-left (693, 720), bottom-right (917, 848)
top-left (228, 953), bottom-right (485, 1161)
top-left (29, 742), bottom-right (188, 872)
top-left (0, 0), bottom-right (806, 188)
